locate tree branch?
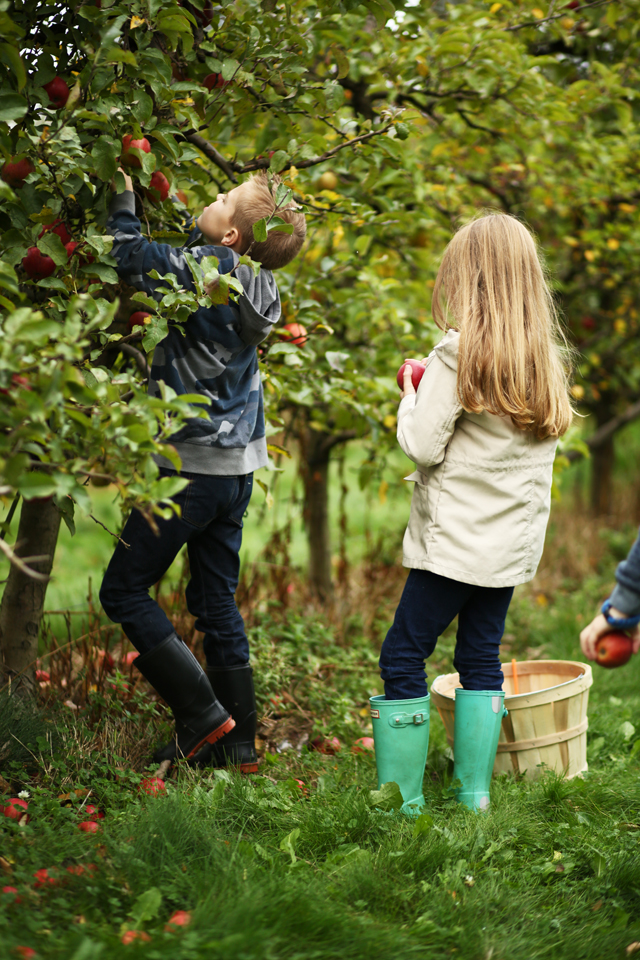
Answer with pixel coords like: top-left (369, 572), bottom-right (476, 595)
top-left (506, 0), bottom-right (613, 31)
top-left (183, 132), bottom-right (239, 182)
top-left (566, 399), bottom-right (640, 462)
top-left (119, 343), bottom-right (150, 379)
top-left (0, 538), bottom-right (51, 582)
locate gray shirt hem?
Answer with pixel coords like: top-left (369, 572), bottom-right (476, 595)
top-left (153, 437), bottom-right (268, 476)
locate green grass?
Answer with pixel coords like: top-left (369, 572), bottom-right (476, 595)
top-left (1, 580), bottom-right (640, 959)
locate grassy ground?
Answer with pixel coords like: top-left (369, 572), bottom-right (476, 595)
top-left (1, 427), bottom-right (640, 958)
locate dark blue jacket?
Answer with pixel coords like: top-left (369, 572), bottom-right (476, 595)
top-left (107, 191), bottom-right (281, 475)
top-left (611, 531), bottom-right (640, 615)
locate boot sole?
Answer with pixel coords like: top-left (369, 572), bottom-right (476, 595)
top-left (186, 716), bottom-right (236, 760)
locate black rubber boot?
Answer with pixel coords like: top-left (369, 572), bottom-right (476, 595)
top-left (207, 664), bottom-right (258, 773)
top-left (136, 633), bottom-right (235, 760)
top-left (153, 663), bottom-right (258, 771)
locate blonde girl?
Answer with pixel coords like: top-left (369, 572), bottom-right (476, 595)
top-left (370, 214), bottom-right (572, 814)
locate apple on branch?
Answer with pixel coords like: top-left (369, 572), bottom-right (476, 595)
top-left (43, 77), bottom-right (70, 109)
top-left (121, 135), bottom-right (151, 169)
top-left (1, 157), bottom-right (35, 189)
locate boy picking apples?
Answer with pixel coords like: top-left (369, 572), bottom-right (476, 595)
top-left (99, 165), bottom-right (305, 771)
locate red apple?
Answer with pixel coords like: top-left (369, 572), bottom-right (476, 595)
top-left (1, 157), bottom-right (35, 188)
top-left (22, 246), bottom-right (56, 280)
top-left (2, 886), bottom-right (20, 904)
top-left (65, 241), bottom-right (94, 264)
top-left (203, 73), bottom-right (230, 91)
top-left (309, 736), bottom-right (342, 755)
top-left (121, 930), bottom-right (152, 945)
top-left (121, 135), bottom-right (151, 168)
top-left (352, 736), bottom-right (375, 754)
top-left (145, 170), bottom-right (170, 203)
top-left (565, 0), bottom-right (580, 7)
top-left (581, 316), bottom-right (596, 330)
top-left (39, 219), bottom-right (72, 246)
top-left (278, 322), bottom-right (307, 347)
top-left (83, 805), bottom-right (105, 821)
top-left (44, 76), bottom-right (70, 109)
top-left (123, 650), bottom-right (139, 666)
top-left (595, 631), bottom-right (634, 668)
top-left (165, 910), bottom-right (191, 930)
top-left (396, 359), bottom-right (426, 391)
top-left (33, 868), bottom-right (60, 888)
top-left (66, 863), bottom-right (96, 876)
top-left (2, 798), bottom-right (28, 820)
top-left (14, 947), bottom-right (36, 960)
top-left (78, 820), bottom-right (99, 834)
top-left (127, 311), bottom-right (152, 332)
top-left (95, 649), bottom-right (115, 671)
top-left (0, 373), bottom-right (32, 396)
top-left (35, 669), bottom-right (50, 682)
top-left (175, 189), bottom-right (189, 205)
top-left (139, 777), bottom-right (167, 796)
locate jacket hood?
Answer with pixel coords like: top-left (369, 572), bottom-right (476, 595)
top-left (231, 253), bottom-right (281, 347)
top-left (433, 328), bottom-right (459, 371)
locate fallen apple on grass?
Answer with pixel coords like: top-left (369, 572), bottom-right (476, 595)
top-left (352, 737), bottom-right (375, 754)
top-left (14, 947), bottom-right (37, 959)
top-left (396, 359), bottom-right (426, 392)
top-left (121, 930), bottom-right (152, 945)
top-left (35, 669), bottom-right (50, 683)
top-left (33, 868), bottom-right (60, 888)
top-left (138, 777), bottom-right (167, 796)
top-left (82, 805), bottom-right (105, 822)
top-left (2, 798), bottom-right (28, 820)
top-left (595, 631), bottom-right (634, 668)
top-left (2, 886), bottom-right (21, 904)
top-left (309, 736), bottom-right (342, 755)
top-left (78, 820), bottom-right (100, 834)
top-left (165, 910), bottom-right (192, 931)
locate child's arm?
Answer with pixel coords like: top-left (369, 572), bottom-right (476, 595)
top-left (396, 353), bottom-right (463, 468)
top-left (107, 182), bottom-right (234, 301)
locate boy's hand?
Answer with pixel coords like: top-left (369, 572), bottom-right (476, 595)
top-left (580, 609), bottom-right (640, 660)
top-left (111, 167), bottom-right (133, 193)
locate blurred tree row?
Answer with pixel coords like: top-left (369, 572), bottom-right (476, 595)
top-left (1, 0), bottom-right (640, 690)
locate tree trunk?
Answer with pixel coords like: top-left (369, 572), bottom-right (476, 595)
top-left (590, 403), bottom-right (615, 517)
top-left (0, 498), bottom-right (61, 696)
top-left (300, 428), bottom-right (333, 601)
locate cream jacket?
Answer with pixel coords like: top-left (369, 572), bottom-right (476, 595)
top-left (397, 330), bottom-right (557, 588)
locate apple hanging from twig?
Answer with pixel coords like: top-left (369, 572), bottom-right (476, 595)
top-left (43, 77), bottom-right (70, 109)
top-left (1, 157), bottom-right (35, 188)
top-left (121, 135), bottom-right (151, 168)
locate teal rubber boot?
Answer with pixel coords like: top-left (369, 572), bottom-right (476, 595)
top-left (452, 689), bottom-right (507, 812)
top-left (370, 693), bottom-right (430, 815)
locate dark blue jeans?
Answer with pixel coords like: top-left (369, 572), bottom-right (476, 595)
top-left (379, 569), bottom-right (514, 699)
top-left (100, 470), bottom-right (253, 665)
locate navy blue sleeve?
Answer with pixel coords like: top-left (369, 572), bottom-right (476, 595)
top-left (106, 191), bottom-right (234, 301)
top-left (610, 529), bottom-right (640, 616)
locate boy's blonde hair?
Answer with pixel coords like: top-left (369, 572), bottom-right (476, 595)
top-left (234, 172), bottom-right (306, 270)
top-left (432, 213), bottom-right (573, 440)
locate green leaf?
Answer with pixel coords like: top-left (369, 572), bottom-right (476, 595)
top-left (38, 233), bottom-right (68, 267)
top-left (330, 46), bottom-right (350, 80)
top-left (279, 828), bottom-right (300, 864)
top-left (91, 137), bottom-right (119, 181)
top-left (128, 887), bottom-right (162, 926)
top-left (0, 43), bottom-right (26, 90)
top-left (412, 813), bottom-right (434, 838)
top-left (369, 781), bottom-right (403, 812)
top-left (221, 58), bottom-right (240, 82)
top-left (253, 218), bottom-right (268, 243)
top-left (269, 150), bottom-right (288, 172)
top-left (79, 263), bottom-right (118, 284)
top-left (364, 0), bottom-right (396, 27)
top-left (0, 90), bottom-right (27, 122)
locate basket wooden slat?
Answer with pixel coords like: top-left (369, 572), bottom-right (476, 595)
top-left (431, 660), bottom-right (593, 779)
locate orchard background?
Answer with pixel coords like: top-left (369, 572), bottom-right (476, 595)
top-left (1, 1), bottom-right (640, 957)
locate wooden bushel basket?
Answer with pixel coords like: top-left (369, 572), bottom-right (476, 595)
top-left (431, 660), bottom-right (593, 779)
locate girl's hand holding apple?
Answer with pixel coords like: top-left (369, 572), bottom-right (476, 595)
top-left (397, 358), bottom-right (427, 398)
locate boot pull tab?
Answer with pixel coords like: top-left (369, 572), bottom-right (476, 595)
top-left (388, 711), bottom-right (427, 727)
top-left (491, 696), bottom-right (504, 715)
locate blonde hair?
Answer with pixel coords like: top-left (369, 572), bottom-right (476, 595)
top-left (432, 213), bottom-right (573, 440)
top-left (234, 172), bottom-right (306, 270)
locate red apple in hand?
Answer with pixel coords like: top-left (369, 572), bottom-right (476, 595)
top-left (396, 359), bottom-right (426, 392)
top-left (1, 157), bottom-right (35, 188)
top-left (595, 631), bottom-right (634, 668)
top-left (22, 247), bottom-right (56, 280)
top-left (121, 135), bottom-right (151, 168)
top-left (145, 170), bottom-right (170, 203)
top-left (44, 77), bottom-right (70, 109)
